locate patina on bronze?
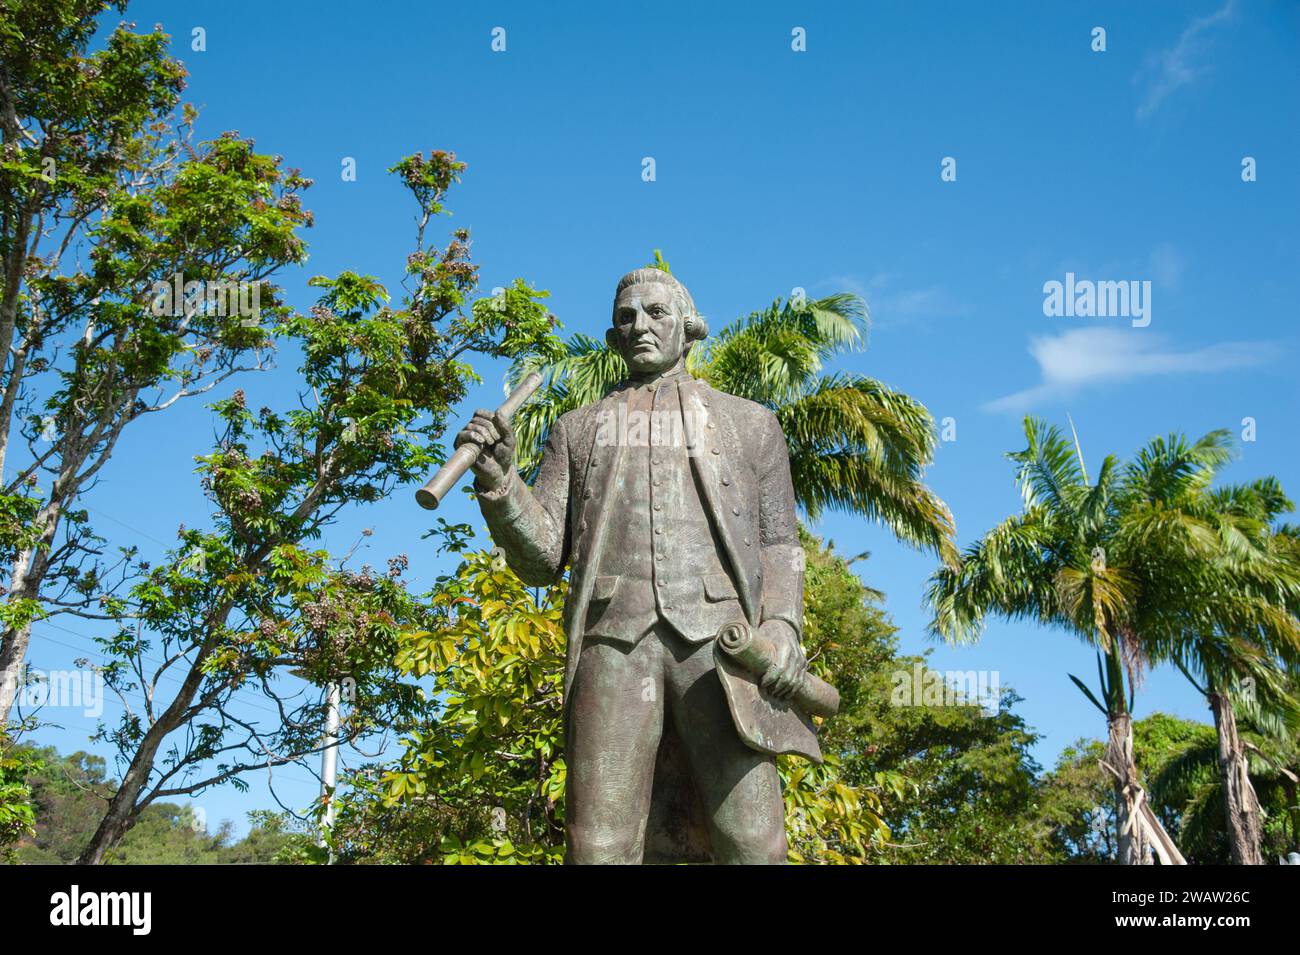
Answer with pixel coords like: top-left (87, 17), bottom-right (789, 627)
top-left (452, 268), bottom-right (832, 864)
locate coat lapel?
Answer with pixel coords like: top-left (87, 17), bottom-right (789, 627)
top-left (677, 379), bottom-right (759, 625)
top-left (562, 388), bottom-right (630, 707)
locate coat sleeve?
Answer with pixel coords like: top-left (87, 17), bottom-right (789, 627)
top-left (477, 416), bottom-right (572, 586)
top-left (755, 409), bottom-right (805, 636)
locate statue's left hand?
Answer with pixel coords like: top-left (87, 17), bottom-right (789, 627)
top-left (758, 619), bottom-right (806, 700)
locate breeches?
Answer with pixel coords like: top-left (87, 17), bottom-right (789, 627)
top-left (565, 619), bottom-right (787, 865)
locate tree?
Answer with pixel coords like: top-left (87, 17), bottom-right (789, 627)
top-left (1035, 715), bottom-right (1218, 863)
top-left (508, 257), bottom-right (957, 566)
top-left (1111, 445), bottom-right (1300, 868)
top-left (928, 418), bottom-right (1188, 864)
top-left (1150, 691), bottom-right (1300, 864)
top-left (0, 1), bottom-right (312, 725)
top-left (1035, 738), bottom-right (1116, 863)
top-left (74, 150), bottom-right (564, 863)
top-left (1110, 436), bottom-right (1300, 864)
top-left (801, 529), bottom-right (1051, 864)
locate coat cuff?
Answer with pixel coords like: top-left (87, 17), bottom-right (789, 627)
top-left (475, 470), bottom-right (515, 503)
top-left (759, 542), bottom-right (805, 637)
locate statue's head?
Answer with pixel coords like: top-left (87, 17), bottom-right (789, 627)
top-left (607, 268), bottom-right (708, 376)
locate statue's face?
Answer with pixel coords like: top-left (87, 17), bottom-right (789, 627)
top-left (610, 282), bottom-right (686, 375)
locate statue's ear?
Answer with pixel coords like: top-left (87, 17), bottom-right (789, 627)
top-left (605, 327), bottom-right (618, 351)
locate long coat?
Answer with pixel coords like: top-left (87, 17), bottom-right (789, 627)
top-left (477, 374), bottom-right (805, 860)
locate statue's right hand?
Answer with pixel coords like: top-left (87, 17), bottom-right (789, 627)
top-left (455, 408), bottom-right (517, 493)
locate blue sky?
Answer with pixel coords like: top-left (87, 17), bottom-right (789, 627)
top-left (20, 0), bottom-right (1300, 837)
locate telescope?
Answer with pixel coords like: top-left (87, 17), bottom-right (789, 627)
top-left (414, 371), bottom-right (543, 510)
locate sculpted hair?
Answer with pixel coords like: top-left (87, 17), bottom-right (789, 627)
top-left (612, 268), bottom-right (709, 343)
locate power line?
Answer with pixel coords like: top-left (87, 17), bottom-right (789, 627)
top-left (33, 614), bottom-right (328, 720)
top-left (20, 638), bottom-right (348, 793)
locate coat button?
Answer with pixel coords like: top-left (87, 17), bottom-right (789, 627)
top-left (583, 488), bottom-right (593, 499)
top-left (732, 506), bottom-right (741, 515)
top-left (743, 537), bottom-right (752, 546)
top-left (711, 447), bottom-right (720, 455)
top-left (721, 475), bottom-right (731, 486)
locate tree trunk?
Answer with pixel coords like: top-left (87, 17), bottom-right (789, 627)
top-left (76, 722), bottom-right (167, 864)
top-left (0, 507), bottom-right (59, 724)
top-left (1106, 710), bottom-right (1153, 865)
top-left (76, 637), bottom-right (219, 864)
top-left (1209, 691), bottom-right (1263, 865)
top-left (1102, 709), bottom-right (1187, 865)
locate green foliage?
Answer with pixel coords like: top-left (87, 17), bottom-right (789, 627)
top-left (73, 146), bottom-right (564, 860)
top-left (1147, 702), bottom-right (1300, 864)
top-left (5, 744), bottom-right (316, 863)
top-left (0, 733), bottom-right (41, 860)
top-left (1035, 709), bottom-right (1300, 865)
top-left (930, 418), bottom-right (1300, 716)
top-left (798, 528), bottom-right (1051, 863)
top-left (0, 0), bottom-right (315, 737)
top-left (1035, 737), bottom-right (1114, 862)
top-left (928, 417), bottom-right (1300, 863)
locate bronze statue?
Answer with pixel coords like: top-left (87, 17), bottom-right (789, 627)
top-left (454, 268), bottom-right (834, 864)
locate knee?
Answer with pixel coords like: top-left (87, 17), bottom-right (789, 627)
top-left (712, 821), bottom-right (788, 865)
top-left (566, 823), bottom-right (646, 865)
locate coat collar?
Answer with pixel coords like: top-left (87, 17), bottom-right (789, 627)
top-left (613, 366), bottom-right (699, 394)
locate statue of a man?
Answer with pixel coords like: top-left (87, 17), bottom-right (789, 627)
top-left (455, 268), bottom-right (809, 864)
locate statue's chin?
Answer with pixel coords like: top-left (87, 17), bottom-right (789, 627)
top-left (626, 355), bottom-right (673, 375)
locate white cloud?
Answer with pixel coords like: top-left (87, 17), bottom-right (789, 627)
top-left (1135, 1), bottom-right (1236, 121)
top-left (984, 327), bottom-right (1274, 413)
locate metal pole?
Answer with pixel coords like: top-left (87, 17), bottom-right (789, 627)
top-left (319, 680), bottom-right (340, 862)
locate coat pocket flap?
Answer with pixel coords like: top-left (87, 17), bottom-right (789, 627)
top-left (591, 574), bottom-right (620, 602)
top-left (702, 573), bottom-right (738, 602)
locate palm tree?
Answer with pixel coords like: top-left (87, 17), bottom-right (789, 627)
top-left (1151, 685), bottom-right (1300, 863)
top-left (508, 271), bottom-right (956, 566)
top-left (930, 420), bottom-right (1300, 865)
top-left (1119, 454), bottom-right (1300, 865)
top-left (926, 418), bottom-right (1183, 864)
